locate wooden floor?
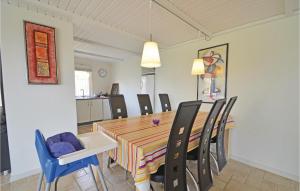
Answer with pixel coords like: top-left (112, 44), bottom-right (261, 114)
top-left (78, 124), bottom-right (94, 134)
top-left (0, 125), bottom-right (298, 191)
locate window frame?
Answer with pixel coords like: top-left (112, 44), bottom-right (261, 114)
top-left (74, 69), bottom-right (93, 97)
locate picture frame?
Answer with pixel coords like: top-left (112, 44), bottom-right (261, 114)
top-left (24, 21), bottom-right (58, 84)
top-left (198, 43), bottom-right (229, 103)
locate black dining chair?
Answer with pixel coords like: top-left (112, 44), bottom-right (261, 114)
top-left (109, 94), bottom-right (128, 119)
top-left (159, 94), bottom-right (172, 112)
top-left (210, 96), bottom-right (238, 174)
top-left (186, 99), bottom-right (226, 191)
top-left (137, 94), bottom-right (153, 115)
top-left (108, 95), bottom-right (128, 170)
top-left (150, 100), bottom-right (202, 191)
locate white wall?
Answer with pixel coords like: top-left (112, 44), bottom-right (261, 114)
top-left (112, 15), bottom-right (299, 181)
top-left (1, 4), bottom-right (77, 180)
top-left (111, 56), bottom-right (141, 116)
top-left (75, 57), bottom-right (112, 95)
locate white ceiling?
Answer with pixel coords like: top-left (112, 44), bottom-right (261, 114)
top-left (3, 0), bottom-right (299, 63)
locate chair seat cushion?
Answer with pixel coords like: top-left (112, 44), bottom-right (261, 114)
top-left (150, 165), bottom-right (165, 183)
top-left (46, 132), bottom-right (84, 158)
top-left (48, 142), bottom-right (76, 158)
top-left (187, 148), bottom-right (198, 160)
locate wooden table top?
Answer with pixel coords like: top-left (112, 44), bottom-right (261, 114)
top-left (92, 111), bottom-right (235, 184)
top-left (93, 111), bottom-right (234, 135)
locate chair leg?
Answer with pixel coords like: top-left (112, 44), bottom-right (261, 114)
top-left (37, 172), bottom-right (43, 191)
top-left (210, 152), bottom-right (220, 175)
top-left (107, 157), bottom-right (111, 168)
top-left (150, 183), bottom-right (154, 191)
top-left (88, 165), bottom-right (100, 191)
top-left (96, 165), bottom-right (108, 191)
top-left (54, 177), bottom-right (59, 191)
top-left (186, 167), bottom-right (199, 191)
top-left (45, 183), bottom-right (51, 191)
top-left (125, 170), bottom-right (130, 180)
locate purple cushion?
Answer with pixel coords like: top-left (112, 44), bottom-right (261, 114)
top-left (60, 132), bottom-right (84, 151)
top-left (48, 142), bottom-right (76, 158)
top-left (46, 132), bottom-right (84, 158)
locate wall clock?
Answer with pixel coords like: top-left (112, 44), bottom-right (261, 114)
top-left (97, 68), bottom-right (107, 78)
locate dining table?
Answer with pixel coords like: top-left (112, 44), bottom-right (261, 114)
top-left (92, 111), bottom-right (235, 191)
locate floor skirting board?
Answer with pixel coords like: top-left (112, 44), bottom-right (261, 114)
top-left (1, 168), bottom-right (40, 184)
top-left (231, 154), bottom-right (299, 182)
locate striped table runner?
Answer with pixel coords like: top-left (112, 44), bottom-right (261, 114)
top-left (94, 111), bottom-right (234, 185)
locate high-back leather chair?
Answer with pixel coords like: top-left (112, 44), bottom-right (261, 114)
top-left (150, 101), bottom-right (202, 191)
top-left (211, 96), bottom-right (237, 172)
top-left (109, 95), bottom-right (128, 119)
top-left (159, 94), bottom-right (172, 112)
top-left (137, 94), bottom-right (153, 115)
top-left (186, 99), bottom-right (226, 191)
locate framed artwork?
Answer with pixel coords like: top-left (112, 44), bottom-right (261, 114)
top-left (24, 21), bottom-right (58, 84)
top-left (198, 43), bottom-right (229, 103)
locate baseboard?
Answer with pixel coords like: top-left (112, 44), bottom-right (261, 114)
top-left (231, 154), bottom-right (299, 182)
top-left (78, 120), bottom-right (103, 126)
top-left (8, 168), bottom-right (40, 183)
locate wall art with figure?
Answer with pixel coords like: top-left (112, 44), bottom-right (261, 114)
top-left (198, 43), bottom-right (228, 103)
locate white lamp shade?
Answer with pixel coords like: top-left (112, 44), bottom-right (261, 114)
top-left (141, 41), bottom-right (161, 68)
top-left (191, 58), bottom-right (205, 75)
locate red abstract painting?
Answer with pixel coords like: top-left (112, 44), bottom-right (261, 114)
top-left (24, 21), bottom-right (58, 84)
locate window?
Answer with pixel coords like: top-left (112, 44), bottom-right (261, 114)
top-left (74, 70), bottom-right (92, 97)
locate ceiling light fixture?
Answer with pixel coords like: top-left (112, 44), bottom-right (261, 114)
top-left (141, 0), bottom-right (161, 68)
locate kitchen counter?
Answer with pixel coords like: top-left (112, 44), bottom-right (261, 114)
top-left (76, 96), bottom-right (109, 100)
top-left (76, 97), bottom-right (111, 124)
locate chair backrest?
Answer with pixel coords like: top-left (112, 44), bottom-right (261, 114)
top-left (110, 83), bottom-right (119, 95)
top-left (216, 96), bottom-right (237, 171)
top-left (197, 99), bottom-right (226, 191)
top-left (159, 94), bottom-right (172, 112)
top-left (35, 130), bottom-right (56, 175)
top-left (109, 95), bottom-right (128, 119)
top-left (164, 101), bottom-right (202, 191)
top-left (137, 94), bottom-right (153, 115)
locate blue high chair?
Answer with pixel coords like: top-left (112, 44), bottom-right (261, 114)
top-left (35, 129), bottom-right (106, 191)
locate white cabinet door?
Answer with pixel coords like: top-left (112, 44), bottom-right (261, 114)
top-left (102, 98), bottom-right (112, 120)
top-left (90, 99), bottom-right (103, 121)
top-left (76, 100), bottom-right (91, 123)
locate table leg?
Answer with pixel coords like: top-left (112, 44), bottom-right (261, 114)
top-left (135, 180), bottom-right (150, 191)
top-left (93, 123), bottom-right (98, 132)
top-left (97, 153), bottom-right (104, 170)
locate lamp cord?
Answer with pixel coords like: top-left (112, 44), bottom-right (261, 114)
top-left (149, 0), bottom-right (152, 41)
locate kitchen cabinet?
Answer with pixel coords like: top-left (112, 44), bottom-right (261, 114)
top-left (90, 99), bottom-right (103, 121)
top-left (76, 98), bottom-right (111, 124)
top-left (76, 100), bottom-right (91, 123)
top-left (102, 99), bottom-right (112, 120)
